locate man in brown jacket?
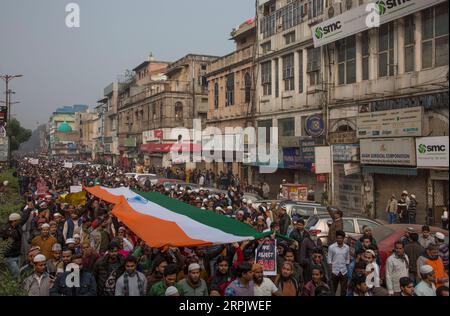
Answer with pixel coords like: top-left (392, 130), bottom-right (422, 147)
top-left (327, 206), bottom-right (344, 246)
top-left (31, 223), bottom-right (57, 260)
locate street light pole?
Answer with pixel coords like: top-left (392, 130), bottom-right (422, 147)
top-left (0, 74), bottom-right (23, 167)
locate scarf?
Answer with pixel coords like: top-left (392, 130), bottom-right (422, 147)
top-left (123, 271), bottom-right (145, 296)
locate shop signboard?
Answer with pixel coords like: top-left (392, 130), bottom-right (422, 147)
top-left (357, 107), bottom-right (423, 138)
top-left (360, 138), bottom-right (416, 166)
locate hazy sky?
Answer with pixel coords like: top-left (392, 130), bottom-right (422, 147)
top-left (0, 0), bottom-right (255, 129)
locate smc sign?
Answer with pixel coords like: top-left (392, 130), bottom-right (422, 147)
top-left (416, 137), bottom-right (449, 168)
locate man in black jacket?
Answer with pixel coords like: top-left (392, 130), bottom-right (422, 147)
top-left (278, 205), bottom-right (291, 236)
top-left (50, 254), bottom-right (97, 296)
top-left (0, 211), bottom-right (31, 277)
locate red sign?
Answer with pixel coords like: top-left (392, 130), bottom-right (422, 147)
top-left (140, 143), bottom-right (202, 153)
top-left (154, 130), bottom-right (164, 139)
top-left (317, 174), bottom-right (327, 183)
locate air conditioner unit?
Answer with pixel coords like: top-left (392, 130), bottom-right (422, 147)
top-left (328, 3), bottom-right (342, 18)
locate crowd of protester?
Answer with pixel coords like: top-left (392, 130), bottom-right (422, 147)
top-left (0, 157), bottom-right (448, 297)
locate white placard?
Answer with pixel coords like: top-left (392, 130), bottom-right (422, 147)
top-left (360, 138), bottom-right (416, 166)
top-left (64, 162), bottom-right (73, 169)
top-left (29, 158), bottom-right (39, 165)
top-left (416, 136), bottom-right (449, 168)
top-left (315, 146), bottom-right (332, 174)
top-left (70, 186), bottom-right (83, 193)
top-left (344, 163), bottom-right (361, 176)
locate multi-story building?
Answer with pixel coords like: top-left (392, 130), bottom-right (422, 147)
top-left (252, 0), bottom-right (328, 200)
top-left (48, 105), bottom-right (88, 156)
top-left (314, 0), bottom-right (449, 224)
top-left (206, 18), bottom-right (256, 180)
top-left (135, 54), bottom-right (217, 168)
top-left (250, 0), bottom-right (448, 223)
top-left (117, 57), bottom-right (170, 168)
top-left (77, 109), bottom-right (98, 160)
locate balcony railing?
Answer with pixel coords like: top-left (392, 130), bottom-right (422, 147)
top-left (207, 46), bottom-right (254, 74)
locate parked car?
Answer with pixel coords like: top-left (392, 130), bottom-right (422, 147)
top-left (305, 214), bottom-right (384, 247)
top-left (368, 224), bottom-right (449, 280)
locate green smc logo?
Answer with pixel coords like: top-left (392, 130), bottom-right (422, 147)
top-left (418, 144), bottom-right (427, 154)
top-left (375, 1), bottom-right (386, 15)
top-left (315, 27), bottom-right (323, 39)
top-left (419, 144), bottom-right (446, 154)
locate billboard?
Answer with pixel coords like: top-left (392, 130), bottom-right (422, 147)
top-left (360, 138), bottom-right (416, 166)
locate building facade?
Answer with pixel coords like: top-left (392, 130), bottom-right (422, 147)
top-left (206, 19), bottom-right (257, 180)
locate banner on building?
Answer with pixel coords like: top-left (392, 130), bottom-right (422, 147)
top-left (330, 131), bottom-right (357, 144)
top-left (360, 138), bottom-right (416, 166)
top-left (255, 239), bottom-right (277, 276)
top-left (416, 136), bottom-right (449, 168)
top-left (313, 0), bottom-right (446, 47)
top-left (357, 106), bottom-right (423, 139)
top-left (315, 146), bottom-right (332, 174)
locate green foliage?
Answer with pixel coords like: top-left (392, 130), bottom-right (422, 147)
top-left (6, 118), bottom-right (32, 152)
top-left (0, 169), bottom-right (25, 296)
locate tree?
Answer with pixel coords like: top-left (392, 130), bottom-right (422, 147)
top-left (6, 118), bottom-right (32, 152)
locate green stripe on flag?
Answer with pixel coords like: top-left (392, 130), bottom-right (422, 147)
top-left (133, 190), bottom-right (272, 240)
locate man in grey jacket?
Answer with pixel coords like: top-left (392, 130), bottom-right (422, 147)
top-left (23, 254), bottom-right (53, 296)
top-left (115, 256), bottom-right (147, 296)
top-left (385, 241), bottom-right (409, 296)
top-left (177, 263), bottom-right (208, 296)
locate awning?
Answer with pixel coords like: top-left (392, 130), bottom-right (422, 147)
top-left (362, 166), bottom-right (418, 176)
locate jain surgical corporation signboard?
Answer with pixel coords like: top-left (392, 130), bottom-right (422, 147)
top-left (313, 0), bottom-right (447, 47)
top-left (357, 107), bottom-right (423, 139)
top-left (416, 136), bottom-right (449, 168)
top-left (360, 138), bottom-right (416, 166)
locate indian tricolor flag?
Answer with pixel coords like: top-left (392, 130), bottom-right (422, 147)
top-left (84, 186), bottom-right (271, 248)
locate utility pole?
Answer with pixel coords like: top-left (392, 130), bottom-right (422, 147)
top-left (0, 74), bottom-right (23, 167)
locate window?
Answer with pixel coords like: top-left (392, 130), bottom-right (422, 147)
top-left (337, 35), bottom-right (356, 84)
top-left (261, 61), bottom-right (272, 96)
top-left (422, 3), bottom-right (449, 69)
top-left (280, 1), bottom-right (304, 31)
top-left (299, 50), bottom-right (304, 93)
top-left (225, 74), bottom-right (235, 106)
top-left (308, 0), bottom-right (324, 19)
top-left (404, 15), bottom-right (415, 72)
top-left (343, 219), bottom-right (356, 233)
top-left (307, 47), bottom-right (321, 85)
top-left (201, 64), bottom-right (207, 71)
top-left (279, 118), bottom-right (295, 137)
top-left (275, 59), bottom-right (279, 97)
top-left (260, 14), bottom-right (276, 39)
top-left (361, 31), bottom-right (370, 80)
top-left (214, 82), bottom-right (219, 109)
top-left (261, 41), bottom-right (272, 54)
top-left (283, 54), bottom-right (295, 91)
top-left (244, 73), bottom-right (252, 104)
top-left (284, 31), bottom-right (296, 45)
top-left (378, 22), bottom-right (395, 77)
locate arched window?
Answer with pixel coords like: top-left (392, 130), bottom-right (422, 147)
top-left (175, 102), bottom-right (183, 121)
top-left (214, 82), bottom-right (219, 109)
top-left (244, 72), bottom-right (252, 104)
